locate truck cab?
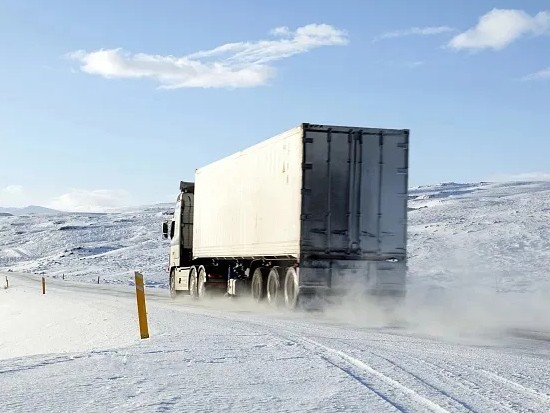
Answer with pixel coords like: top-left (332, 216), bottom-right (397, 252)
top-left (163, 181), bottom-right (195, 297)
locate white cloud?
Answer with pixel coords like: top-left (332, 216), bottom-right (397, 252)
top-left (68, 24), bottom-right (348, 89)
top-left (449, 9), bottom-right (550, 51)
top-left (2, 185), bottom-right (23, 195)
top-left (373, 26), bottom-right (454, 42)
top-left (48, 189), bottom-right (131, 213)
top-left (270, 26), bottom-right (291, 37)
top-left (0, 185), bottom-right (25, 207)
top-left (406, 60), bottom-right (425, 68)
top-left (522, 66), bottom-right (550, 81)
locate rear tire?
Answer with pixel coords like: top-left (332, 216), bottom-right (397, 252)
top-left (197, 266), bottom-right (207, 299)
top-left (284, 267), bottom-right (299, 310)
top-left (189, 267), bottom-right (198, 299)
top-left (266, 267), bottom-right (283, 307)
top-left (251, 267), bottom-right (267, 302)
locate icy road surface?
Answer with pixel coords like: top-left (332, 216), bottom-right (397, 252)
top-left (2, 273), bottom-right (550, 413)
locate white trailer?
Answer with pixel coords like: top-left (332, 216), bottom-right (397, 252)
top-left (163, 123), bottom-right (409, 309)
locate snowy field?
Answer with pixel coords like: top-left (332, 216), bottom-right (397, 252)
top-left (2, 273), bottom-right (550, 412)
top-left (1, 181), bottom-right (550, 412)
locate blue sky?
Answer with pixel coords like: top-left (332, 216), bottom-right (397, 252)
top-left (1, 0), bottom-right (549, 211)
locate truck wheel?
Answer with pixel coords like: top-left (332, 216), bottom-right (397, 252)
top-left (284, 267), bottom-right (299, 310)
top-left (169, 269), bottom-right (177, 299)
top-left (266, 267), bottom-right (282, 306)
top-left (251, 267), bottom-right (267, 302)
top-left (197, 266), bottom-right (207, 299)
top-left (189, 267), bottom-right (198, 299)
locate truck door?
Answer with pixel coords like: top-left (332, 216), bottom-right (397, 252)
top-left (301, 126), bottom-right (408, 259)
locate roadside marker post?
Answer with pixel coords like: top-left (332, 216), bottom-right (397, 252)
top-left (134, 272), bottom-right (149, 339)
top-left (42, 277), bottom-right (46, 294)
top-left (4, 276), bottom-right (7, 289)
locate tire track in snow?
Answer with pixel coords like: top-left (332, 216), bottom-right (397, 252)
top-left (300, 337), bottom-right (451, 413)
top-left (325, 329), bottom-right (550, 413)
top-left (164, 302), bottom-right (547, 413)
top-left (393, 353), bottom-right (519, 413)
top-left (367, 352), bottom-right (479, 413)
top-left (233, 319), bottom-right (541, 412)
top-left (241, 319), bottom-right (488, 412)
top-left (318, 355), bottom-right (408, 412)
top-left (368, 348), bottom-right (542, 413)
top-left (417, 358), bottom-right (550, 412)
top-left (161, 296), bottom-right (550, 412)
top-left (162, 307), bottom-right (447, 412)
top-left (480, 369), bottom-right (550, 405)
top-left (327, 339), bottom-right (517, 413)
top-left (511, 371), bottom-right (550, 393)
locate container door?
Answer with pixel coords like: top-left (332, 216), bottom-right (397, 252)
top-left (301, 126), bottom-right (408, 258)
top-left (359, 130), bottom-right (408, 257)
top-left (301, 127), bottom-right (353, 255)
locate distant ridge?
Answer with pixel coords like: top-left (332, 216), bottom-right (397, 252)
top-left (0, 205), bottom-right (63, 215)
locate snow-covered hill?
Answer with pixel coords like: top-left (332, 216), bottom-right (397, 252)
top-left (407, 181), bottom-right (550, 293)
top-left (0, 205), bottom-right (63, 215)
top-left (0, 204), bottom-right (174, 287)
top-left (1, 181), bottom-right (549, 294)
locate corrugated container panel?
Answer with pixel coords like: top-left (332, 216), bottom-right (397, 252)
top-left (193, 126), bottom-right (304, 258)
top-left (300, 125), bottom-right (408, 258)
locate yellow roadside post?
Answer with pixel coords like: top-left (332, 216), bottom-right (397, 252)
top-left (42, 277), bottom-right (46, 294)
top-left (134, 272), bottom-right (149, 339)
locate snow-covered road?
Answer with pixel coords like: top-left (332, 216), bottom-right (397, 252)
top-left (2, 272), bottom-right (550, 412)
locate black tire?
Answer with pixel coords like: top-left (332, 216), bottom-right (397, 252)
top-left (189, 267), bottom-right (198, 299)
top-left (284, 267), bottom-right (299, 310)
top-left (251, 267), bottom-right (267, 302)
top-left (266, 267), bottom-right (283, 307)
top-left (169, 268), bottom-right (177, 299)
top-left (197, 266), bottom-right (207, 300)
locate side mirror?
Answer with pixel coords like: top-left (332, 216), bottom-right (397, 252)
top-left (162, 221), bottom-right (168, 239)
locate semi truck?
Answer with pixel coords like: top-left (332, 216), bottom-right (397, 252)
top-left (162, 123), bottom-right (409, 309)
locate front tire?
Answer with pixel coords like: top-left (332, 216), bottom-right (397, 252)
top-left (169, 268), bottom-right (177, 299)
